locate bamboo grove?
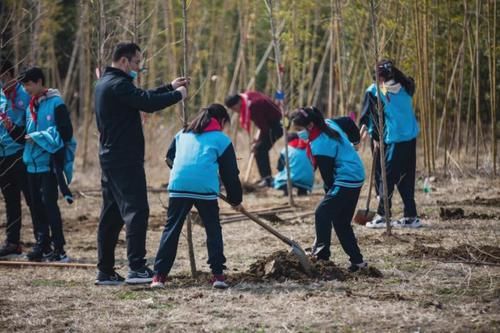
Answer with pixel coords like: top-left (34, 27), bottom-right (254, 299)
top-left (0, 0), bottom-right (498, 176)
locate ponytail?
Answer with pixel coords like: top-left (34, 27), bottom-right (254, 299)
top-left (290, 106), bottom-right (339, 139)
top-left (185, 103), bottom-right (230, 134)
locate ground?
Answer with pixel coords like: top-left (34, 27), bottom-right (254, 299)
top-left (0, 139), bottom-right (499, 332)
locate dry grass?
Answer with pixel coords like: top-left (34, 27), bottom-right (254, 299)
top-left (1, 138), bottom-right (500, 332)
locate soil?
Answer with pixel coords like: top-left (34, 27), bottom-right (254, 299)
top-left (439, 207), bottom-right (499, 220)
top-left (411, 243), bottom-right (500, 264)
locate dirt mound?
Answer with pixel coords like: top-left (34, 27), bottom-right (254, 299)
top-left (437, 196), bottom-right (500, 207)
top-left (246, 250), bottom-right (346, 281)
top-left (439, 207), bottom-right (498, 220)
top-left (411, 243), bottom-right (500, 264)
top-left (242, 250), bottom-right (383, 282)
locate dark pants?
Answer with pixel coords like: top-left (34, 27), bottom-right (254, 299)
top-left (97, 166), bottom-right (150, 274)
top-left (0, 151), bottom-right (32, 244)
top-left (377, 139), bottom-right (417, 218)
top-left (28, 172), bottom-right (65, 250)
top-left (254, 121), bottom-right (283, 179)
top-left (314, 186), bottom-right (363, 264)
top-left (154, 198), bottom-right (226, 275)
top-left (370, 141), bottom-right (381, 196)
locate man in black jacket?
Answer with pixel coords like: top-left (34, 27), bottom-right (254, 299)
top-left (94, 42), bottom-right (188, 285)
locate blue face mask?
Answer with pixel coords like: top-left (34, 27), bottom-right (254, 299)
top-left (297, 129), bottom-right (309, 141)
top-left (129, 70), bottom-right (138, 80)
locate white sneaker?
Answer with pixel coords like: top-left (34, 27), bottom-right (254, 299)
top-left (366, 214), bottom-right (388, 229)
top-left (393, 217), bottom-right (422, 228)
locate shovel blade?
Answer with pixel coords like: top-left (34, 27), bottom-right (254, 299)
top-left (290, 242), bottom-right (313, 276)
top-left (353, 209), bottom-right (375, 225)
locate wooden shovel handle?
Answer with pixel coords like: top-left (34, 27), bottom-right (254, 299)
top-left (218, 194), bottom-right (294, 246)
top-left (366, 147), bottom-right (379, 210)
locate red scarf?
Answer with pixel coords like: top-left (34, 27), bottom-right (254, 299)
top-left (203, 118), bottom-right (222, 132)
top-left (29, 89), bottom-right (48, 124)
top-left (304, 126), bottom-right (323, 167)
top-left (289, 137), bottom-right (316, 166)
top-left (239, 93), bottom-right (251, 133)
top-left (2, 83), bottom-right (17, 107)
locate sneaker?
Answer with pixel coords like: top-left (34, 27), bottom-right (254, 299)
top-left (125, 266), bottom-right (154, 284)
top-left (49, 250), bottom-right (70, 263)
top-left (26, 245), bottom-right (53, 262)
top-left (348, 262), bottom-right (368, 273)
top-left (210, 274), bottom-right (229, 289)
top-left (151, 273), bottom-right (168, 289)
top-left (366, 214), bottom-right (389, 229)
top-left (95, 270), bottom-right (125, 286)
top-left (393, 217), bottom-right (422, 228)
top-left (0, 242), bottom-right (22, 258)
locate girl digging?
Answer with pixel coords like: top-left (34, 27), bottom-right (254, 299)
top-left (152, 104), bottom-right (242, 289)
top-left (290, 107), bottom-right (367, 272)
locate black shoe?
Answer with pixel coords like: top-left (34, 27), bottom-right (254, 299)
top-left (297, 188), bottom-right (308, 196)
top-left (0, 242), bottom-right (22, 258)
top-left (256, 177), bottom-right (273, 188)
top-left (26, 245), bottom-right (53, 262)
top-left (95, 270), bottom-right (125, 286)
top-left (348, 262), bottom-right (368, 273)
top-left (49, 249), bottom-right (70, 263)
top-left (125, 266), bottom-right (154, 284)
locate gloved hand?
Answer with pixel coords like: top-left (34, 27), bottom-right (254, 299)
top-left (171, 77), bottom-right (190, 89)
top-left (176, 86), bottom-right (187, 100)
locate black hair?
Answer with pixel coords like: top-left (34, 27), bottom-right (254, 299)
top-left (290, 106), bottom-right (339, 139)
top-left (19, 67), bottom-right (45, 85)
top-left (224, 94), bottom-right (241, 108)
top-left (376, 59), bottom-right (416, 96)
top-left (186, 103), bottom-right (231, 134)
top-left (112, 42), bottom-right (141, 62)
top-left (0, 58), bottom-right (14, 77)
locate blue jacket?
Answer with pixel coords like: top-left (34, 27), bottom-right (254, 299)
top-left (310, 119), bottom-right (365, 193)
top-left (273, 141), bottom-right (314, 191)
top-left (359, 83), bottom-right (380, 141)
top-left (359, 83), bottom-right (419, 144)
top-left (380, 85), bottom-right (419, 144)
top-left (23, 89), bottom-right (76, 177)
top-left (0, 83), bottom-right (30, 157)
top-left (166, 128), bottom-right (242, 205)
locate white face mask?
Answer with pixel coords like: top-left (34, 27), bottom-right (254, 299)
top-left (297, 129), bottom-right (309, 141)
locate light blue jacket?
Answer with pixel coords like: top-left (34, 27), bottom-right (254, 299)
top-left (23, 89), bottom-right (76, 176)
top-left (310, 119), bottom-right (365, 189)
top-left (273, 145), bottom-right (314, 191)
top-left (168, 130), bottom-right (232, 200)
top-left (0, 83), bottom-right (31, 157)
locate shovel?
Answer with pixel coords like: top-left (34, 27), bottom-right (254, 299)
top-left (218, 193), bottom-right (312, 276)
top-left (354, 148), bottom-right (378, 225)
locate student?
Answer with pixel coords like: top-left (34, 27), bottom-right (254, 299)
top-left (94, 42), bottom-right (188, 285)
top-left (290, 106), bottom-right (367, 272)
top-left (225, 91), bottom-right (283, 187)
top-left (363, 60), bottom-right (421, 229)
top-left (151, 104), bottom-right (242, 289)
top-left (20, 67), bottom-right (75, 262)
top-left (273, 133), bottom-right (314, 196)
top-left (0, 59), bottom-right (34, 258)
